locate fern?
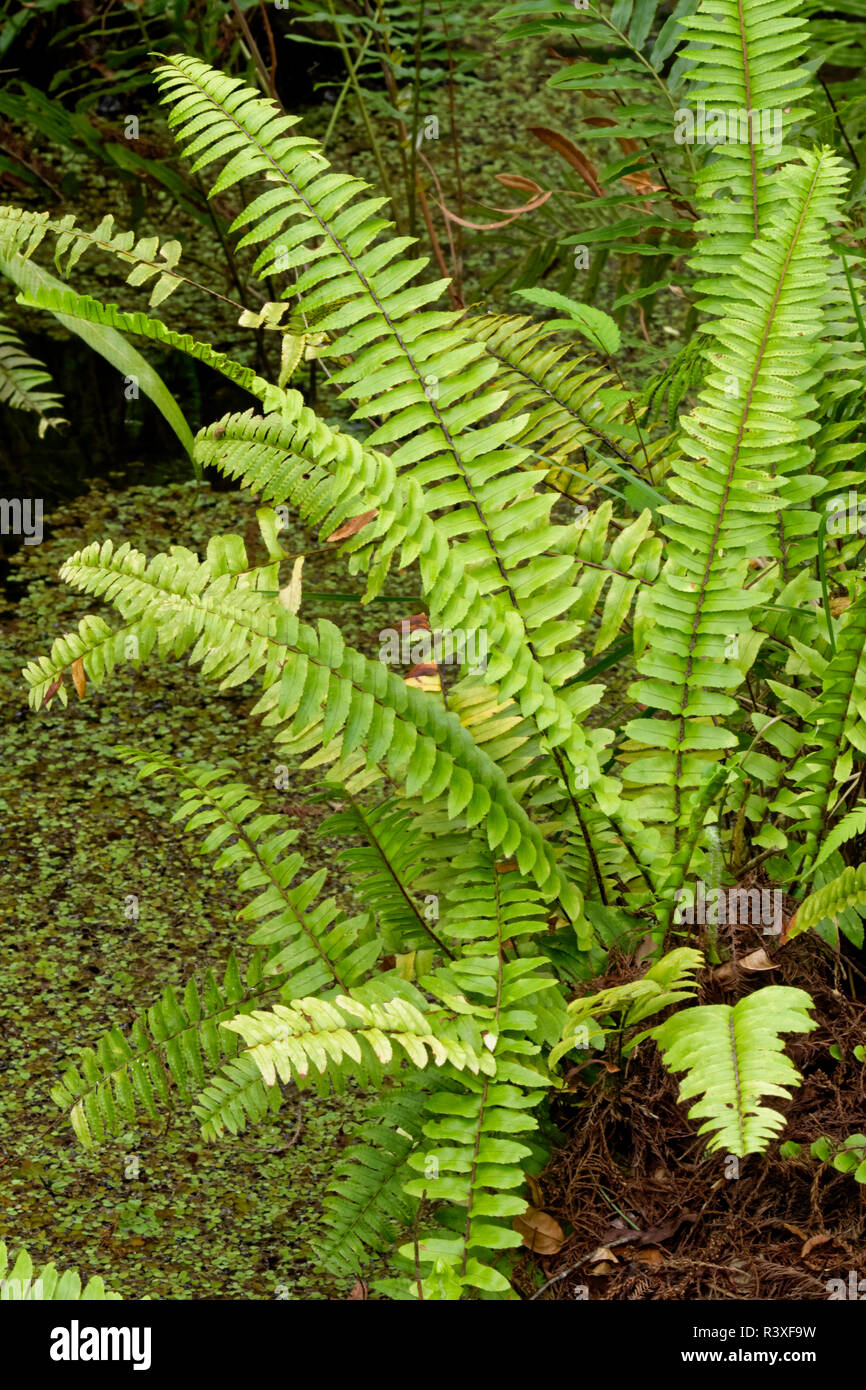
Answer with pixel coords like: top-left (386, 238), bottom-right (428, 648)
top-left (313, 1086), bottom-right (428, 1279)
top-left (0, 1245), bottom-right (120, 1301)
top-left (624, 148), bottom-right (847, 846)
top-left (786, 862), bottom-right (866, 941)
top-left (51, 953), bottom-right (282, 1149)
top-left (550, 946), bottom-right (703, 1066)
top-left (0, 313), bottom-right (65, 432)
top-left (652, 987), bottom-right (817, 1155)
top-left (17, 5), bottom-right (866, 1299)
top-left (150, 52), bottom-right (613, 819)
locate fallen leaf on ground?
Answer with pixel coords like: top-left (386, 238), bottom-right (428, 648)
top-left (801, 1232), bottom-right (834, 1259)
top-left (714, 947), bottom-right (778, 982)
top-left (513, 1206), bottom-right (565, 1255)
top-left (632, 1246), bottom-right (664, 1267)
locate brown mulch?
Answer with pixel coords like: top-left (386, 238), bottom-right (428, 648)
top-left (515, 934), bottom-right (866, 1300)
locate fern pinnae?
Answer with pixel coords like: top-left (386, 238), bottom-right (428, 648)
top-left (0, 313), bottom-right (65, 431)
top-left (51, 953), bottom-right (282, 1149)
top-left (152, 54), bottom-right (617, 835)
top-left (652, 986), bottom-right (817, 1156)
top-left (38, 536), bottom-right (560, 890)
top-left (114, 748), bottom-right (379, 995)
top-left (321, 793), bottom-right (457, 959)
top-left (624, 148), bottom-right (847, 845)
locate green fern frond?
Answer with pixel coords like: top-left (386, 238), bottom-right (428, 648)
top-left (115, 748), bottom-right (381, 995)
top-left (623, 148), bottom-right (847, 839)
top-left (319, 795), bottom-right (452, 957)
top-left (0, 314), bottom-right (65, 432)
top-left (192, 1052), bottom-right (285, 1141)
top-left (23, 612), bottom-right (156, 711)
top-left (460, 310), bottom-right (635, 484)
top-left (27, 536), bottom-right (561, 890)
top-left (51, 953), bottom-right (281, 1149)
top-left (681, 0), bottom-right (813, 271)
top-left (550, 946), bottom-right (703, 1066)
top-left (0, 205), bottom-right (187, 311)
top-left (224, 992), bottom-right (495, 1087)
top-left (151, 53), bottom-right (615, 811)
top-left (17, 284), bottom-right (277, 407)
top-left (787, 862), bottom-right (866, 940)
top-left (789, 591), bottom-right (866, 874)
top-left (0, 1245), bottom-right (121, 1301)
top-left (399, 843), bottom-right (562, 1297)
top-left (195, 405), bottom-right (419, 600)
top-left (652, 986), bottom-right (816, 1155)
top-left (313, 1086), bottom-right (427, 1278)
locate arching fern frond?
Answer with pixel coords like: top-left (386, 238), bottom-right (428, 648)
top-left (51, 953), bottom-right (282, 1149)
top-left (224, 992), bottom-right (495, 1087)
top-left (0, 314), bottom-right (65, 432)
top-left (319, 795), bottom-right (453, 958)
top-left (623, 149), bottom-right (847, 841)
top-left (0, 205), bottom-right (188, 311)
top-left (787, 591), bottom-right (866, 876)
top-left (152, 53), bottom-right (616, 815)
top-left (399, 842), bottom-right (563, 1297)
top-left (114, 748), bottom-right (381, 996)
top-left (460, 310), bottom-right (637, 490)
top-left (680, 0), bottom-right (813, 274)
top-left (17, 284), bottom-right (278, 408)
top-left (652, 986), bottom-right (816, 1155)
top-left (313, 1085), bottom-right (427, 1279)
top-left (27, 537), bottom-right (560, 889)
top-left (786, 862), bottom-right (866, 941)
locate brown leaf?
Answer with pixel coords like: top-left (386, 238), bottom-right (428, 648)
top-left (620, 170), bottom-right (666, 195)
top-left (347, 1278), bottom-right (368, 1300)
top-left (588, 1245), bottom-right (619, 1264)
top-left (513, 1206), bottom-right (565, 1255)
top-left (496, 859), bottom-right (519, 874)
top-left (739, 947), bottom-right (778, 972)
top-left (801, 1232), bottom-right (834, 1260)
top-left (71, 658), bottom-right (87, 699)
top-left (495, 173), bottom-right (545, 195)
top-left (525, 1173), bottom-right (545, 1208)
top-left (437, 189), bottom-right (553, 231)
top-left (399, 612), bottom-right (431, 636)
top-left (714, 947), bottom-right (778, 983)
top-left (582, 116), bottom-right (639, 155)
top-left (632, 1246), bottom-right (664, 1267)
top-left (781, 1222), bottom-right (809, 1241)
top-left (41, 675), bottom-right (63, 708)
top-left (526, 126), bottom-right (604, 197)
top-left (326, 509), bottom-right (377, 543)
